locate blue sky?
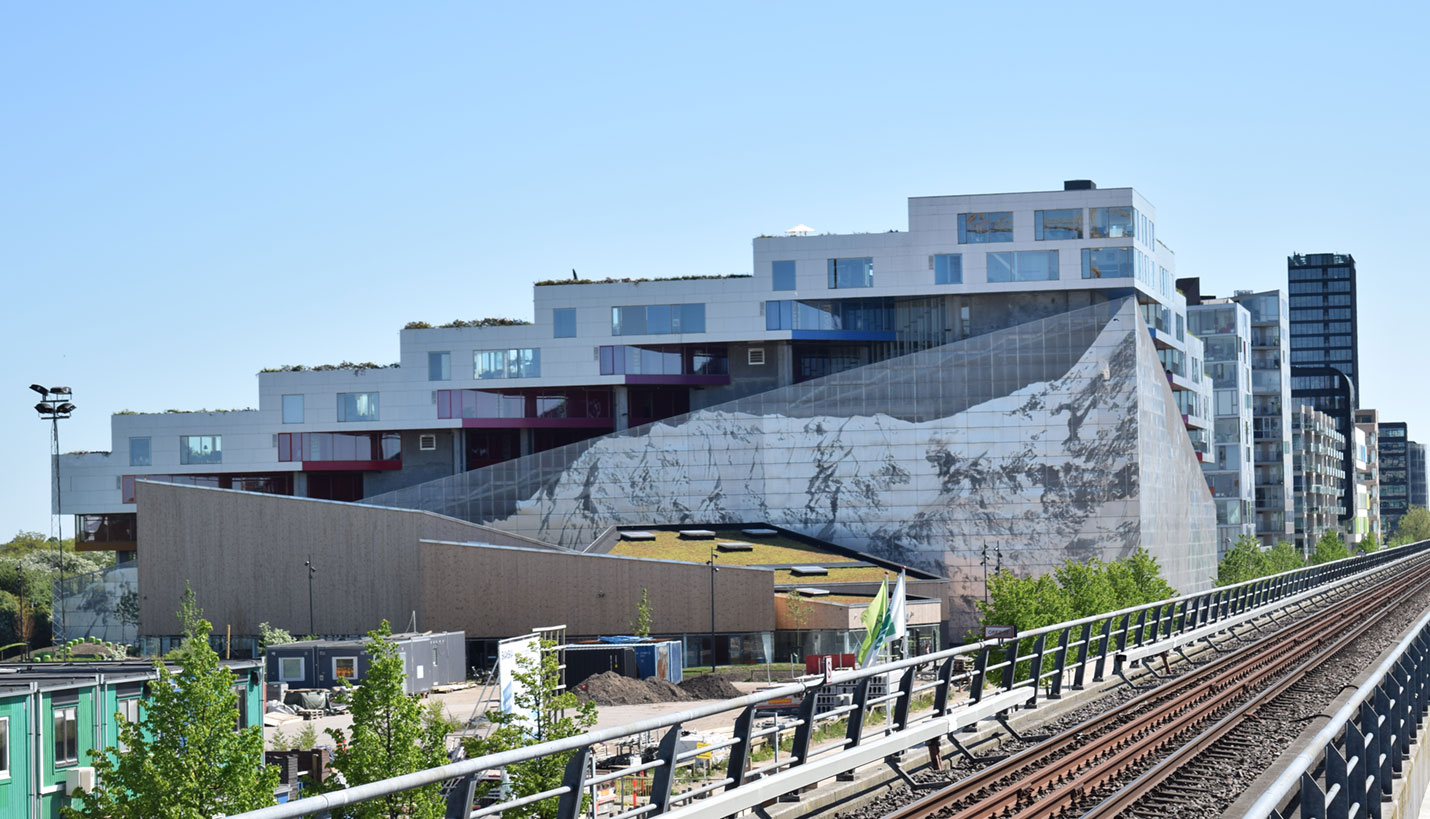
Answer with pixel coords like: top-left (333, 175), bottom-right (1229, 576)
top-left (3, 2), bottom-right (1427, 537)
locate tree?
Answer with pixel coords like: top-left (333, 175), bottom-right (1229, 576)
top-left (258, 621), bottom-right (295, 651)
top-left (164, 583), bottom-right (207, 663)
top-left (784, 591), bottom-right (810, 659)
top-left (1215, 536), bottom-right (1265, 586)
top-left (1309, 531), bottom-right (1350, 565)
top-left (630, 588), bottom-right (653, 638)
top-left (464, 639), bottom-right (598, 819)
top-left (1358, 531), bottom-right (1381, 554)
top-left (319, 620), bottom-right (451, 819)
top-left (63, 618), bottom-right (277, 818)
top-left (1394, 506), bottom-right (1430, 544)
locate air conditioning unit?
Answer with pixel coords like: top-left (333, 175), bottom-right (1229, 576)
top-left (419, 434), bottom-right (437, 451)
top-left (65, 767), bottom-right (96, 793)
top-left (748, 348), bottom-right (766, 366)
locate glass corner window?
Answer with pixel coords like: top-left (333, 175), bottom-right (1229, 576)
top-left (128, 436), bottom-right (151, 467)
top-left (553, 308), bottom-right (577, 338)
top-left (282, 393), bottom-right (305, 423)
top-left (428, 351), bottom-right (451, 381)
top-left (772, 260), bottom-right (796, 291)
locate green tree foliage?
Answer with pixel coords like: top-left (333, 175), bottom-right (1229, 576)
top-left (630, 588), bottom-right (653, 638)
top-left (1393, 506), bottom-right (1430, 545)
top-left (464, 640), bottom-right (598, 819)
top-left (1213, 538), bottom-right (1307, 586)
top-left (0, 530), bottom-right (108, 649)
top-left (319, 620), bottom-right (451, 819)
top-left (1358, 531), bottom-right (1381, 554)
top-left (1309, 531), bottom-right (1351, 565)
top-left (63, 619), bottom-right (277, 818)
top-left (258, 621), bottom-right (295, 651)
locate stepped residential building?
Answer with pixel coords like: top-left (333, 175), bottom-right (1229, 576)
top-left (56, 182), bottom-right (1217, 633)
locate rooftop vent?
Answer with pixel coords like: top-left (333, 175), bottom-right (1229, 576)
top-left (790, 566), bottom-right (828, 576)
top-left (794, 587), bottom-right (830, 596)
top-left (678, 529), bottom-right (716, 540)
top-left (621, 531), bottom-right (657, 541)
top-left (742, 528), bottom-right (778, 537)
top-left (716, 541), bottom-right (754, 552)
top-left (1064, 179), bottom-right (1096, 191)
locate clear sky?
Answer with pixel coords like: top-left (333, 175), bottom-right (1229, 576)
top-left (3, 2), bottom-right (1427, 538)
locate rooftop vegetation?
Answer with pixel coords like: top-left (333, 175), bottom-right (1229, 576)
top-left (609, 528), bottom-right (859, 566)
top-left (534, 274), bottom-right (751, 287)
top-left (403, 318), bottom-right (533, 330)
top-left (258, 362), bottom-right (398, 373)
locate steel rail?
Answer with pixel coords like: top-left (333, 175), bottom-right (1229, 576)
top-left (881, 558), bottom-right (1430, 819)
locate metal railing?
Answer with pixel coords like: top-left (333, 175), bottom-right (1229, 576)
top-left (1247, 594), bottom-right (1430, 818)
top-left (232, 541), bottom-right (1430, 819)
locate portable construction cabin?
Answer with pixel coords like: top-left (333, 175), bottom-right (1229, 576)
top-left (564, 645), bottom-right (639, 687)
top-left (266, 631), bottom-right (466, 695)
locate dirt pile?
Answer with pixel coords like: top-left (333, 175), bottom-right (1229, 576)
top-left (576, 672), bottom-right (694, 706)
top-left (678, 675), bottom-right (743, 700)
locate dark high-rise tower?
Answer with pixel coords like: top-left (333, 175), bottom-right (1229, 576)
top-left (1287, 253), bottom-right (1359, 394)
top-left (1288, 253), bottom-right (1359, 532)
top-left (1379, 422), bottom-right (1410, 534)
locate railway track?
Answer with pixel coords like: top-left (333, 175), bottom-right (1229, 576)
top-left (879, 556), bottom-right (1430, 819)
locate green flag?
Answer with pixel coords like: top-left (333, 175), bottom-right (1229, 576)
top-left (857, 575), bottom-right (891, 667)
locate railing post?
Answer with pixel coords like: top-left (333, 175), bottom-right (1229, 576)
top-left (1131, 609), bottom-right (1148, 647)
top-left (844, 675), bottom-right (871, 748)
top-left (725, 706), bottom-right (755, 791)
top-left (554, 745), bottom-right (594, 819)
top-left (1301, 772), bottom-right (1328, 819)
top-left (1325, 743), bottom-right (1349, 819)
top-left (1376, 685), bottom-right (1396, 790)
top-left (647, 725), bottom-right (683, 815)
top-left (933, 656), bottom-right (955, 716)
top-left (1002, 639), bottom-right (1020, 692)
top-left (1072, 621), bottom-right (1093, 689)
top-left (444, 775), bottom-right (480, 819)
top-left (1343, 721), bottom-right (1369, 819)
top-left (1026, 633), bottom-right (1047, 706)
top-left (789, 682), bottom-right (820, 765)
top-left (1048, 628), bottom-right (1068, 699)
top-left (1094, 616), bottom-right (1114, 682)
top-left (970, 645), bottom-right (991, 703)
top-left (892, 666), bottom-right (915, 729)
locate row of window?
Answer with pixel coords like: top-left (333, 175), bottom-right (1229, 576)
top-left (437, 388), bottom-right (613, 420)
top-left (773, 245), bottom-right (1151, 291)
top-left (1289, 266), bottom-right (1352, 281)
top-left (1289, 280), bottom-right (1353, 294)
top-left (598, 345), bottom-right (728, 376)
top-left (277, 655), bottom-right (356, 682)
top-left (1290, 308), bottom-right (1352, 321)
top-left (1289, 294), bottom-right (1354, 308)
top-left (277, 432), bottom-right (401, 463)
top-left (611, 303), bottom-right (706, 335)
top-left (956, 207), bottom-right (1154, 246)
top-left (1290, 349), bottom-right (1354, 363)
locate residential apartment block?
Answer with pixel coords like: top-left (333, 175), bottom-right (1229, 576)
top-left (1353, 408), bottom-right (1382, 546)
top-left (1292, 405), bottom-right (1347, 553)
top-left (1185, 297), bottom-right (1255, 556)
top-left (57, 182), bottom-right (1218, 628)
top-left (1379, 421), bottom-right (1411, 534)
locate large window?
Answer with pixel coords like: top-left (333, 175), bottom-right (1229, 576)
top-left (475, 349), bottom-right (542, 379)
top-left (278, 657), bottom-right (304, 682)
top-left (337, 392), bottom-right (380, 422)
top-left (772, 260), bottom-right (796, 291)
top-left (129, 437), bottom-right (150, 467)
top-left (278, 432), bottom-right (400, 462)
top-left (826, 258), bottom-right (874, 289)
top-left (428, 351), bottom-right (451, 381)
top-left (1035, 209), bottom-right (1082, 240)
top-left (957, 212), bottom-right (1013, 243)
top-left (933, 254), bottom-right (962, 284)
top-left (987, 250), bottom-right (1059, 282)
top-left (178, 435), bottom-right (221, 465)
top-left (598, 346), bottom-right (728, 376)
top-left (1080, 247), bottom-right (1132, 279)
top-left (53, 706), bottom-right (77, 767)
top-left (553, 308), bottom-right (576, 338)
top-left (611, 304), bottom-right (706, 335)
top-left (764, 298), bottom-right (895, 332)
top-left (282, 394), bottom-right (304, 423)
top-left (438, 388), bottom-right (613, 420)
top-left (1090, 206), bottom-right (1135, 239)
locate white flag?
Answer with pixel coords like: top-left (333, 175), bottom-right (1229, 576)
top-left (889, 570), bottom-right (907, 641)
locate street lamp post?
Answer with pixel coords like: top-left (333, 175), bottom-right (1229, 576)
top-left (706, 546), bottom-right (719, 673)
top-left (304, 556), bottom-right (317, 637)
top-left (31, 385), bottom-right (75, 646)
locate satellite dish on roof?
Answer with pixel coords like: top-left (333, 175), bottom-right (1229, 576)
top-left (786, 224), bottom-right (815, 236)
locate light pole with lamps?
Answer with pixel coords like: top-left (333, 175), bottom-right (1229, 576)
top-left (304, 556), bottom-right (317, 637)
top-left (31, 385), bottom-right (75, 645)
top-left (706, 545), bottom-right (719, 673)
